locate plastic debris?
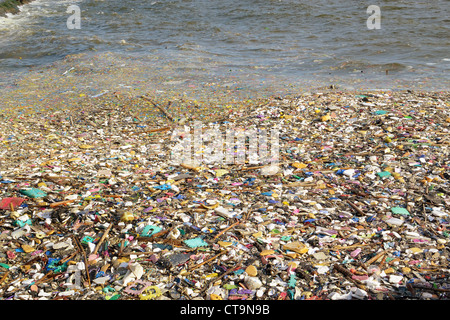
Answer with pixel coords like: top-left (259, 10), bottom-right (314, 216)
top-left (0, 90), bottom-right (449, 301)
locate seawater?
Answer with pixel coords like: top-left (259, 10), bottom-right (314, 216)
top-left (0, 0), bottom-right (449, 97)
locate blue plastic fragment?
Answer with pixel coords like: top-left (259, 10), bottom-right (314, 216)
top-left (152, 184), bottom-right (171, 190)
top-left (229, 289), bottom-right (238, 295)
top-left (234, 269), bottom-right (245, 275)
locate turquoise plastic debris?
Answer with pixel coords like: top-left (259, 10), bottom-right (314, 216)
top-left (377, 171), bottom-right (391, 178)
top-left (391, 207), bottom-right (410, 216)
top-left (118, 240), bottom-right (129, 248)
top-left (103, 286), bottom-right (116, 293)
top-left (288, 274), bottom-right (297, 288)
top-left (46, 258), bottom-right (68, 273)
top-left (19, 188), bottom-right (47, 198)
top-left (0, 263), bottom-right (10, 269)
top-left (140, 225), bottom-right (162, 237)
top-left (81, 236), bottom-right (95, 244)
top-left (184, 237), bottom-right (208, 248)
top-left (287, 289), bottom-right (295, 300)
top-left (14, 219), bottom-right (32, 227)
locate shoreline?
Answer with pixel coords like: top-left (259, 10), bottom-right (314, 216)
top-left (1, 51), bottom-right (449, 119)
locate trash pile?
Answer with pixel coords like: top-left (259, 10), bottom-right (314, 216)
top-left (0, 89), bottom-right (449, 300)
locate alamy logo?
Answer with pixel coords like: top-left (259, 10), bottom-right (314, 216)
top-left (367, 5), bottom-right (381, 29)
top-left (66, 5), bottom-right (382, 30)
top-left (169, 122), bottom-right (280, 167)
top-left (67, 5), bottom-right (81, 29)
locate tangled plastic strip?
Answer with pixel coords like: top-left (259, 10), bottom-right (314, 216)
top-left (139, 286), bottom-right (162, 300)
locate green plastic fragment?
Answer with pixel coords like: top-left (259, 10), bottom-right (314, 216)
top-left (19, 188), bottom-right (47, 198)
top-left (280, 236), bottom-right (291, 241)
top-left (288, 274), bottom-right (297, 288)
top-left (81, 236), bottom-right (95, 244)
top-left (223, 284), bottom-right (238, 290)
top-left (377, 171), bottom-right (391, 178)
top-left (118, 240), bottom-right (129, 248)
top-left (0, 263), bottom-right (10, 269)
top-left (141, 225), bottom-right (162, 237)
top-left (14, 219), bottom-right (32, 227)
top-left (47, 259), bottom-right (67, 273)
top-left (288, 289), bottom-right (295, 300)
top-left (107, 294), bottom-right (121, 300)
top-left (391, 207), bottom-right (410, 216)
top-left (184, 237), bottom-right (208, 248)
top-left (103, 286), bottom-right (116, 293)
top-left (53, 265), bottom-right (67, 273)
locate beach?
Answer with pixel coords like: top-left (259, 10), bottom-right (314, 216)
top-left (1, 67), bottom-right (449, 300)
top-left (0, 0), bottom-right (449, 303)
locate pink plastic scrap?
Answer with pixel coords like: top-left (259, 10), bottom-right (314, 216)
top-left (0, 197), bottom-right (25, 210)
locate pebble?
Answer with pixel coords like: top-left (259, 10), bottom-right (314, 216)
top-left (244, 276), bottom-right (263, 290)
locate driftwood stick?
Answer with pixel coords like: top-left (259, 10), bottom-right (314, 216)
top-left (92, 223), bottom-right (113, 255)
top-left (213, 221), bottom-right (241, 241)
top-left (346, 200), bottom-right (365, 216)
top-left (141, 96), bottom-right (174, 122)
top-left (189, 251), bottom-right (227, 272)
top-left (73, 235), bottom-right (91, 288)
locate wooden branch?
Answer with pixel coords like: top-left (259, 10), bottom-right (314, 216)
top-left (189, 251), bottom-right (227, 272)
top-left (141, 96), bottom-right (174, 122)
top-left (92, 223), bottom-right (113, 256)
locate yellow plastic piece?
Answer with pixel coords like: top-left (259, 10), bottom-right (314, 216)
top-left (139, 286), bottom-right (162, 300)
top-left (282, 241), bottom-right (309, 255)
top-left (121, 211), bottom-right (135, 222)
top-left (292, 162), bottom-right (307, 169)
